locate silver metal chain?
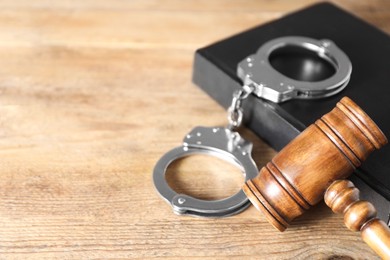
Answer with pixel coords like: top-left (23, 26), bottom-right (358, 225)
top-left (227, 85), bottom-right (254, 130)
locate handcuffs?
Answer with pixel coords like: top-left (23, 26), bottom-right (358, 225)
top-left (153, 36), bottom-right (352, 217)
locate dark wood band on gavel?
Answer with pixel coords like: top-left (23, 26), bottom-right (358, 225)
top-left (325, 180), bottom-right (390, 259)
top-left (242, 97), bottom-right (388, 231)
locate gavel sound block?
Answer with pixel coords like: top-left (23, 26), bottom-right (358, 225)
top-left (242, 97), bottom-right (388, 231)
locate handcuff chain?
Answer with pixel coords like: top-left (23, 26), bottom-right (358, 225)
top-left (227, 84), bottom-right (254, 130)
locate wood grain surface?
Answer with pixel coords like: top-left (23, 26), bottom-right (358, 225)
top-left (0, 1), bottom-right (389, 259)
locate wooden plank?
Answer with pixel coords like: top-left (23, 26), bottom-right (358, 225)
top-left (0, 11), bottom-right (276, 50)
top-left (0, 0), bottom-right (388, 258)
top-left (0, 2), bottom-right (387, 50)
top-left (0, 0), bottom-right (387, 12)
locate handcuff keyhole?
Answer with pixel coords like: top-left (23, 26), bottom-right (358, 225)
top-left (165, 154), bottom-right (244, 201)
top-left (269, 45), bottom-right (336, 82)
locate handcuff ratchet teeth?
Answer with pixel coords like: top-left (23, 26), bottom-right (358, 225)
top-left (153, 126), bottom-right (258, 217)
top-left (237, 36), bottom-right (352, 103)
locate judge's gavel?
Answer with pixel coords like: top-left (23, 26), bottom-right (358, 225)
top-left (242, 97), bottom-right (390, 257)
top-left (325, 180), bottom-right (390, 258)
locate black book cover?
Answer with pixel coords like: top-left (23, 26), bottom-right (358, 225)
top-left (193, 3), bottom-right (390, 223)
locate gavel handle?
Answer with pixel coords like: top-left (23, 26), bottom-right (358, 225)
top-left (324, 180), bottom-right (390, 259)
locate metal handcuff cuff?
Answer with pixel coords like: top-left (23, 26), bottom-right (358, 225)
top-left (153, 36), bottom-right (352, 217)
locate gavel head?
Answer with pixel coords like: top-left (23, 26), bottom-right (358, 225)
top-left (242, 97), bottom-right (387, 231)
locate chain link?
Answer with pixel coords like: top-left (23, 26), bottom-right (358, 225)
top-left (227, 85), bottom-right (254, 130)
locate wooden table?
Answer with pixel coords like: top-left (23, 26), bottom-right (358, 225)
top-left (1, 1), bottom-right (389, 259)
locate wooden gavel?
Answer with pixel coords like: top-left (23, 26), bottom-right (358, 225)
top-left (242, 97), bottom-right (390, 258)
